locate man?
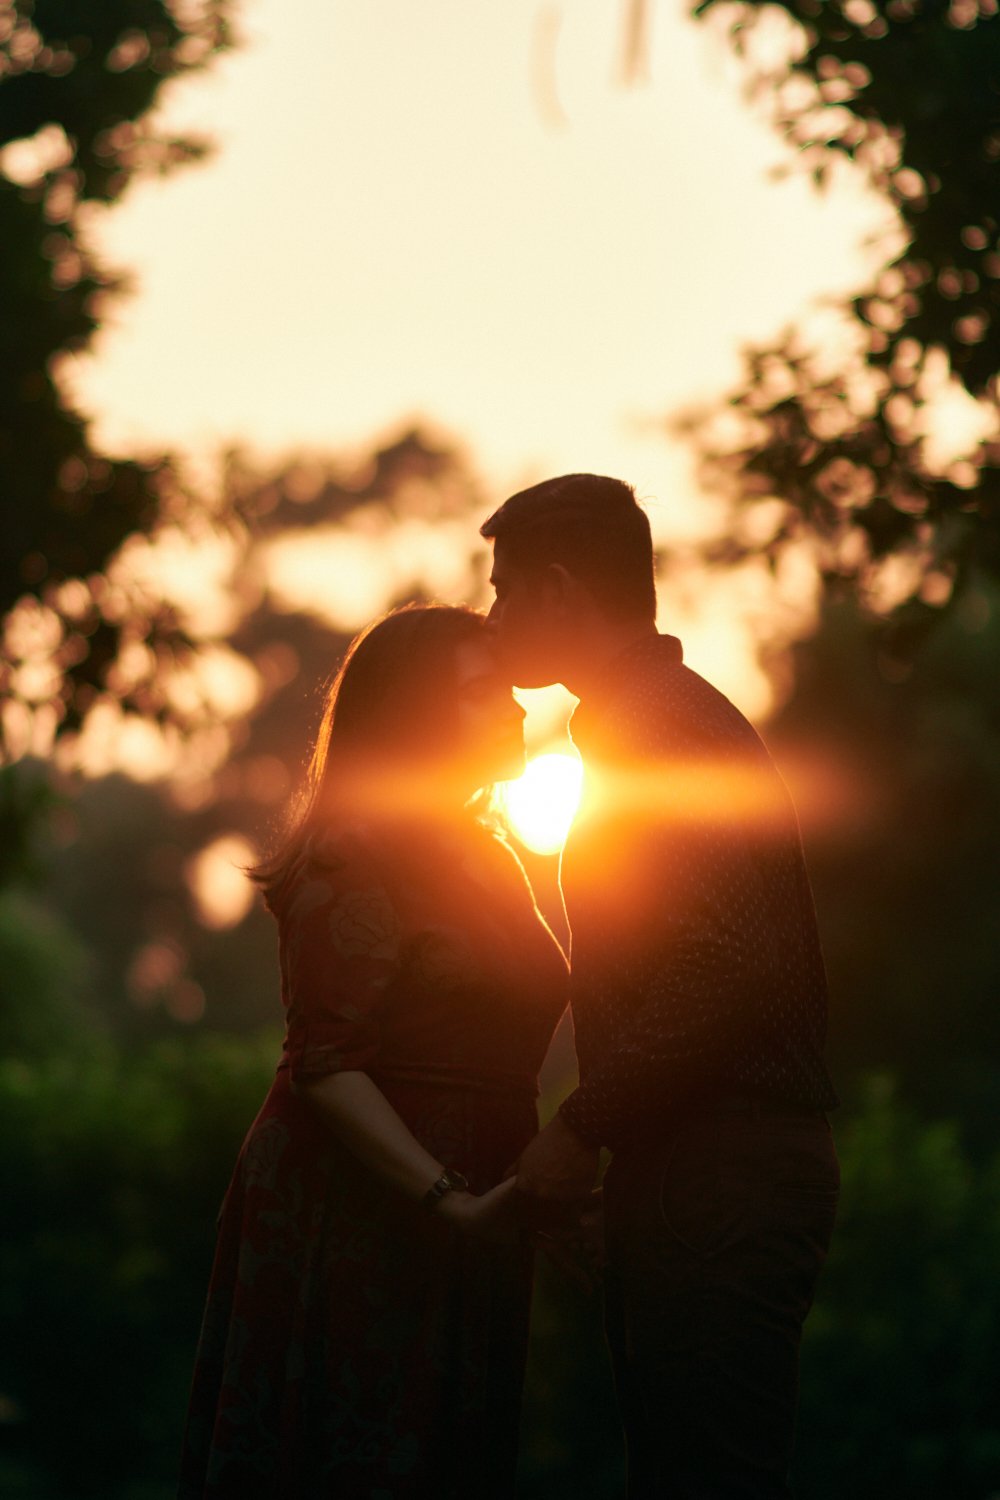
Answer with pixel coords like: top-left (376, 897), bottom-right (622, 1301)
top-left (482, 474), bottom-right (839, 1499)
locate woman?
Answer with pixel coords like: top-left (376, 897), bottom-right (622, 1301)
top-left (178, 604), bottom-right (568, 1500)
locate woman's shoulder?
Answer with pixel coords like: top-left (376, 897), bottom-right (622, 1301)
top-left (274, 823), bottom-right (405, 959)
top-left (269, 820), bottom-right (392, 914)
top-left (304, 819), bottom-right (378, 872)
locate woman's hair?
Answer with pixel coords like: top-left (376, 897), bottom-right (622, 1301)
top-left (250, 603), bottom-right (488, 902)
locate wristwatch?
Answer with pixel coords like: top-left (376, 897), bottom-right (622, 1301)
top-left (422, 1167), bottom-right (470, 1211)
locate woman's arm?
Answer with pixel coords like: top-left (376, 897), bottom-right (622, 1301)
top-left (295, 1069), bottom-right (517, 1237)
top-left (295, 1070), bottom-right (444, 1199)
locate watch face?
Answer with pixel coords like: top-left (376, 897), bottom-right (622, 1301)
top-left (422, 1167), bottom-right (471, 1211)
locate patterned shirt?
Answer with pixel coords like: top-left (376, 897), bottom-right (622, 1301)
top-left (558, 633), bottom-right (838, 1151)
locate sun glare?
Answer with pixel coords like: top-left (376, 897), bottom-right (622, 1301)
top-left (500, 751), bottom-right (584, 856)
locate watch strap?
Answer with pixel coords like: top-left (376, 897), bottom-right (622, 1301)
top-left (421, 1167), bottom-right (469, 1211)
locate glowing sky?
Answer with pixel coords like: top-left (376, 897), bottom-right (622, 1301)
top-left (64, 0), bottom-right (893, 718)
top-left (72, 1), bottom-right (887, 490)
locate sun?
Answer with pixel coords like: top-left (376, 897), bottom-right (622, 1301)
top-left (499, 752), bottom-right (584, 856)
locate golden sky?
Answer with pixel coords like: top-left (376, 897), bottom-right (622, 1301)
top-left (64, 0), bottom-right (894, 718)
top-left (71, 1), bottom-right (888, 487)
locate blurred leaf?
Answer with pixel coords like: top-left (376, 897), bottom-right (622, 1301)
top-left (0, 2), bottom-right (238, 759)
top-left (687, 0), bottom-right (1000, 627)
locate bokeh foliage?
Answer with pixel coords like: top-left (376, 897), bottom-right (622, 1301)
top-left (0, 1013), bottom-right (279, 1496)
top-left (1, 0), bottom-right (236, 739)
top-left (793, 1077), bottom-right (1000, 1499)
top-left (767, 580), bottom-right (1000, 1150)
top-left (687, 0), bottom-right (1000, 638)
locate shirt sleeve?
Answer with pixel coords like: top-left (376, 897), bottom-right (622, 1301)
top-left (558, 834), bottom-right (763, 1149)
top-left (280, 835), bottom-right (403, 1086)
top-left (559, 682), bottom-right (791, 1150)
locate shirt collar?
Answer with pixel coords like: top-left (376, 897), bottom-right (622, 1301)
top-left (569, 632), bottom-right (683, 753)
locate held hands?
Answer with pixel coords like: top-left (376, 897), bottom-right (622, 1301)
top-left (434, 1174), bottom-right (604, 1290)
top-left (510, 1113), bottom-right (600, 1221)
top-left (434, 1176), bottom-right (520, 1245)
top-left (430, 1114), bottom-right (605, 1279)
top-left (508, 1114), bottom-right (605, 1293)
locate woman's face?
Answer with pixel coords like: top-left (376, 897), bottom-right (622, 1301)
top-left (452, 638), bottom-right (526, 788)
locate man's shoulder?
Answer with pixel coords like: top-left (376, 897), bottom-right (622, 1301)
top-left (617, 649), bottom-right (760, 753)
top-left (571, 634), bottom-right (769, 765)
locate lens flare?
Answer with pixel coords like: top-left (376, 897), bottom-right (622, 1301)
top-left (500, 751), bottom-right (584, 855)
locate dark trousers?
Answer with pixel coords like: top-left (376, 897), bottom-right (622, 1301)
top-left (602, 1106), bottom-right (839, 1499)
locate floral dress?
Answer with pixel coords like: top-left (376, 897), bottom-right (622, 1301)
top-left (177, 818), bottom-right (568, 1500)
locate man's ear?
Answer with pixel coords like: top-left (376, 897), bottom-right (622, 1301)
top-left (540, 563), bottom-right (592, 614)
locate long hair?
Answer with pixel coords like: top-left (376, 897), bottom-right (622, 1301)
top-left (250, 603), bottom-right (489, 903)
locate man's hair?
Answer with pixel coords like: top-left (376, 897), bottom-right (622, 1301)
top-left (480, 473), bottom-right (656, 624)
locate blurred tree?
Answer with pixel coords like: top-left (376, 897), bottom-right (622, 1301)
top-left (0, 756), bottom-right (56, 884)
top-left (26, 429), bottom-right (490, 1040)
top-left (0, 882), bottom-right (98, 1059)
top-left (765, 574), bottom-right (1000, 1148)
top-left (681, 0), bottom-right (1000, 645)
top-left (0, 0), bottom-right (236, 746)
top-left (793, 1076), bottom-right (1000, 1499)
top-left (0, 1027), bottom-right (278, 1497)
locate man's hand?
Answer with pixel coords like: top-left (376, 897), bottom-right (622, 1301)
top-left (435, 1178), bottom-right (520, 1246)
top-left (512, 1113), bottom-right (599, 1228)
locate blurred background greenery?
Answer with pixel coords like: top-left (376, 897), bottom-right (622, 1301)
top-left (3, 1), bottom-right (1000, 1495)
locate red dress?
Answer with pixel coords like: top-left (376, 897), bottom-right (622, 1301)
top-left (178, 818), bottom-right (568, 1499)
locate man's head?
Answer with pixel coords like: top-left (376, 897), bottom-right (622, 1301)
top-left (480, 473), bottom-right (656, 688)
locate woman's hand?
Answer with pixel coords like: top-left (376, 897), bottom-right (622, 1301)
top-left (434, 1177), bottom-right (520, 1244)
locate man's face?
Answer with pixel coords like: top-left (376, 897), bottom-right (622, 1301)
top-left (485, 538), bottom-right (564, 689)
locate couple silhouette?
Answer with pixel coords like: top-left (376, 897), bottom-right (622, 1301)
top-left (178, 473), bottom-right (838, 1500)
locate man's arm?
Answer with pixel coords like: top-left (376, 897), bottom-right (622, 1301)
top-left (557, 916), bottom-right (751, 1151)
top-left (548, 660), bottom-right (816, 1158)
top-left (513, 862), bottom-right (751, 1207)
